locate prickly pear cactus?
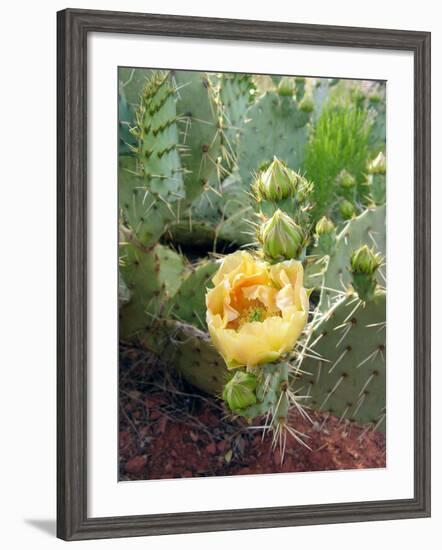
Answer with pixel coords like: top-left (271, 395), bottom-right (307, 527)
top-left (324, 206), bottom-right (385, 303)
top-left (169, 170), bottom-right (255, 250)
top-left (119, 157), bottom-right (176, 248)
top-left (118, 67), bottom-right (154, 106)
top-left (237, 91), bottom-right (311, 185)
top-left (308, 205), bottom-right (386, 307)
top-left (174, 72), bottom-right (222, 201)
top-left (119, 71), bottom-right (185, 247)
top-left (219, 73), bottom-right (255, 167)
top-left (118, 273), bottom-right (131, 307)
top-left (168, 321), bottom-right (227, 395)
top-left (238, 363), bottom-right (290, 422)
top-left (132, 71), bottom-right (185, 202)
top-left (118, 87), bottom-right (136, 157)
top-left (366, 152), bottom-right (386, 205)
top-left (366, 83), bottom-right (387, 155)
top-left (141, 320), bottom-right (227, 395)
top-left (119, 238), bottom-right (186, 339)
top-left (117, 70), bottom-right (388, 454)
top-left (293, 289), bottom-right (386, 431)
top-left (167, 260), bottom-right (218, 330)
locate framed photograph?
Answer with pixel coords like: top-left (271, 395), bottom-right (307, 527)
top-left (57, 8), bottom-right (431, 541)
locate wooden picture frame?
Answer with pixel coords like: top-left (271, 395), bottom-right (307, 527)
top-left (57, 8), bottom-right (431, 541)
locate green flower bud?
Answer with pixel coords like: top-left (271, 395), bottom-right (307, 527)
top-left (260, 209), bottom-right (305, 261)
top-left (315, 216), bottom-right (335, 235)
top-left (277, 77), bottom-right (296, 97)
top-left (299, 93), bottom-right (314, 113)
top-left (350, 245), bottom-right (382, 275)
top-left (222, 371), bottom-right (258, 412)
top-left (253, 157), bottom-right (300, 202)
top-left (339, 199), bottom-right (356, 220)
top-left (350, 245), bottom-right (383, 301)
top-left (314, 217), bottom-right (336, 255)
top-left (336, 169), bottom-right (356, 189)
top-left (367, 152), bottom-right (386, 175)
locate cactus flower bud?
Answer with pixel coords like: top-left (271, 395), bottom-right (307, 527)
top-left (299, 93), bottom-right (314, 113)
top-left (350, 245), bottom-right (382, 275)
top-left (277, 77), bottom-right (296, 97)
top-left (337, 169), bottom-right (356, 189)
top-left (350, 245), bottom-right (383, 302)
top-left (222, 371), bottom-right (258, 412)
top-left (253, 157), bottom-right (300, 202)
top-left (368, 152), bottom-right (386, 175)
top-left (260, 209), bottom-right (305, 261)
top-left (339, 199), bottom-right (356, 220)
top-left (315, 216), bottom-right (335, 235)
top-left (314, 216), bottom-right (336, 255)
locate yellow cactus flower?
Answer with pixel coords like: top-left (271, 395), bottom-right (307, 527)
top-left (205, 251), bottom-right (308, 368)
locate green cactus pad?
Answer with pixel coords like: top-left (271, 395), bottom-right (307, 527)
top-left (119, 156), bottom-right (176, 248)
top-left (118, 67), bottom-right (154, 107)
top-left (167, 260), bottom-right (219, 330)
top-left (308, 205), bottom-right (386, 303)
top-left (321, 205), bottom-right (385, 308)
top-left (118, 87), bottom-right (136, 156)
top-left (142, 320), bottom-right (228, 396)
top-left (118, 273), bottom-right (131, 307)
top-left (312, 78), bottom-right (332, 122)
top-left (134, 71), bottom-right (185, 202)
top-left (367, 84), bottom-right (386, 154)
top-left (303, 256), bottom-right (328, 290)
top-left (237, 91), bottom-right (310, 186)
top-left (219, 73), bottom-right (255, 168)
top-left (294, 77), bottom-right (306, 102)
top-left (367, 173), bottom-right (386, 205)
top-left (294, 290), bottom-right (386, 431)
top-left (170, 170), bottom-right (255, 250)
top-left (119, 241), bottom-right (186, 339)
top-left (238, 363), bottom-right (290, 422)
top-left (174, 72), bottom-right (222, 201)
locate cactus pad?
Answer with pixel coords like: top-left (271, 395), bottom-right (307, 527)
top-left (314, 205), bottom-right (386, 309)
top-left (143, 320), bottom-right (228, 395)
top-left (174, 72), bottom-right (222, 201)
top-left (237, 91), bottom-right (310, 186)
top-left (294, 290), bottom-right (386, 431)
top-left (133, 71), bottom-right (185, 202)
top-left (167, 260), bottom-right (219, 330)
top-left (119, 157), bottom-right (176, 248)
top-left (119, 241), bottom-right (186, 339)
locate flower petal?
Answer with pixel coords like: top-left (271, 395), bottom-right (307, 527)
top-left (207, 253), bottom-right (308, 367)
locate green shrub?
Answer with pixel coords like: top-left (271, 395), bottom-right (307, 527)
top-left (305, 90), bottom-right (372, 221)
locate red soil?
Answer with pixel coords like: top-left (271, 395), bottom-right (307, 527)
top-left (119, 344), bottom-right (386, 481)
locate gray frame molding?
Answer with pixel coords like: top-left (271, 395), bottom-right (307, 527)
top-left (57, 8), bottom-right (431, 541)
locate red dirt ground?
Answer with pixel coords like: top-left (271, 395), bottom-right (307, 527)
top-left (119, 343), bottom-right (386, 481)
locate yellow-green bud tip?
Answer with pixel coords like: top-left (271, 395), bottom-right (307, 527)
top-left (222, 371), bottom-right (257, 412)
top-left (337, 169), bottom-right (356, 189)
top-left (315, 216), bottom-right (335, 235)
top-left (277, 77), bottom-right (296, 97)
top-left (260, 209), bottom-right (305, 261)
top-left (350, 245), bottom-right (382, 275)
top-left (299, 94), bottom-right (314, 113)
top-left (367, 152), bottom-right (386, 175)
top-left (253, 157), bottom-right (301, 203)
top-left (339, 199), bottom-right (356, 220)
